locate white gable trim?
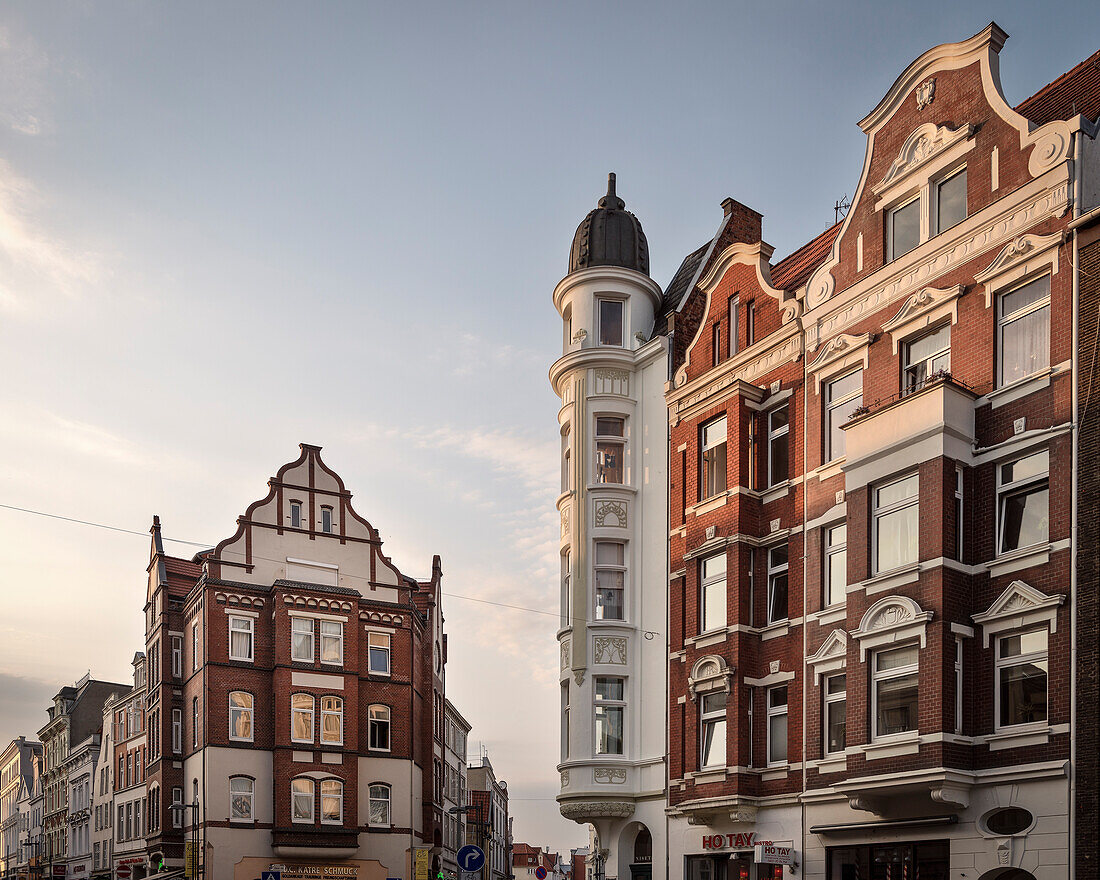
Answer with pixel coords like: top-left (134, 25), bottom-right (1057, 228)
top-left (851, 595), bottom-right (933, 660)
top-left (807, 629), bottom-right (848, 684)
top-left (971, 580), bottom-right (1065, 647)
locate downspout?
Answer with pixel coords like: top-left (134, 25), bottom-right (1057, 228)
top-left (1069, 127), bottom-right (1082, 877)
top-left (664, 336), bottom-right (672, 880)
top-left (800, 314), bottom-right (809, 873)
top-left (409, 604), bottom-right (416, 871)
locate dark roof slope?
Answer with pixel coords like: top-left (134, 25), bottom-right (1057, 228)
top-left (655, 242), bottom-right (709, 330)
top-left (771, 222), bottom-right (842, 291)
top-left (1016, 48), bottom-right (1100, 125)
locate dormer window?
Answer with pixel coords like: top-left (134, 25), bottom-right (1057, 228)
top-left (321, 507), bottom-right (333, 534)
top-left (290, 501), bottom-right (302, 529)
top-left (598, 299), bottom-right (624, 347)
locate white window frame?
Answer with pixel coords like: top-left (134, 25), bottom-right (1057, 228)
top-left (171, 637), bottom-right (182, 679)
top-left (700, 552), bottom-right (727, 634)
top-left (766, 405), bottom-right (789, 488)
top-left (872, 472), bottom-right (919, 575)
top-left (597, 298), bottom-right (625, 347)
top-left (594, 416), bottom-right (625, 485)
top-left (368, 704), bottom-right (391, 752)
top-left (871, 644), bottom-right (920, 740)
top-left (766, 545), bottom-right (788, 625)
top-left (700, 416), bottom-right (727, 500)
top-left (994, 628), bottom-right (1048, 731)
top-left (824, 674), bottom-right (846, 756)
top-left (228, 615), bottom-right (254, 662)
top-left (824, 523), bottom-right (847, 607)
top-left (228, 691), bottom-right (254, 743)
top-left (887, 193), bottom-right (921, 262)
top-left (933, 165), bottom-right (967, 235)
top-left (954, 639), bottom-right (963, 735)
top-left (996, 450), bottom-right (1049, 555)
top-left (997, 274), bottom-right (1051, 388)
top-left (728, 295), bottom-right (739, 358)
top-left (291, 617), bottom-right (315, 663)
top-left (291, 778), bottom-right (314, 824)
top-left (320, 696), bottom-right (343, 745)
top-left (368, 784), bottom-right (391, 827)
top-left (192, 697), bottom-right (198, 749)
top-left (902, 322), bottom-right (951, 393)
top-left (368, 632), bottom-right (391, 675)
top-left (290, 500), bottom-right (303, 528)
top-left (320, 621), bottom-right (344, 666)
top-left (766, 686), bottom-right (788, 767)
top-left (699, 691), bottom-right (727, 769)
top-left (320, 779), bottom-right (343, 824)
top-left (191, 623), bottom-right (199, 672)
top-left (291, 693), bottom-right (315, 744)
top-left (321, 506), bottom-right (333, 534)
top-left (593, 541), bottom-right (626, 622)
top-left (955, 466), bottom-right (965, 562)
top-left (171, 709), bottom-right (181, 754)
top-left (560, 681), bottom-right (569, 761)
top-left (824, 370), bottom-right (862, 462)
top-left (561, 550), bottom-right (572, 629)
top-left (229, 776), bottom-right (254, 822)
top-left (593, 676), bottom-right (625, 756)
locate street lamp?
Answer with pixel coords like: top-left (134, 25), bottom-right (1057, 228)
top-left (170, 801), bottom-right (201, 880)
top-left (447, 804), bottom-right (486, 879)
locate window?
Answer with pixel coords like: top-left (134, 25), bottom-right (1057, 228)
top-left (873, 645), bottom-right (919, 738)
top-left (229, 692), bottom-right (253, 742)
top-left (229, 777), bottom-right (253, 821)
top-left (824, 370), bottom-right (862, 461)
top-left (766, 686), bottom-right (788, 766)
top-left (291, 693), bottom-right (314, 743)
top-left (228, 615), bottom-right (254, 662)
top-left (291, 617), bottom-right (314, 663)
top-left (767, 406), bottom-right (789, 487)
top-left (700, 416), bottom-right (727, 499)
top-left (997, 450), bottom-right (1049, 554)
top-left (171, 710), bottom-right (181, 754)
top-left (594, 541), bottom-right (625, 621)
top-left (561, 428), bottom-right (572, 493)
top-left (595, 417), bottom-right (625, 484)
top-left (192, 623), bottom-right (199, 672)
top-left (560, 681), bottom-right (570, 761)
top-left (290, 500), bottom-right (302, 528)
top-left (745, 300), bottom-right (756, 346)
top-left (699, 692), bottom-right (726, 769)
top-left (320, 621), bottom-right (343, 665)
top-left (191, 697), bottom-right (198, 749)
top-left (320, 779), bottom-right (343, 823)
top-left (903, 323), bottom-right (950, 392)
top-left (954, 466), bottom-right (965, 562)
top-left (935, 166), bottom-right (967, 233)
top-left (996, 629), bottom-right (1047, 728)
top-left (368, 705), bottom-right (390, 751)
top-left (321, 696), bottom-right (343, 745)
top-left (368, 784), bottom-right (391, 826)
top-left (291, 778), bottom-right (314, 823)
top-left (824, 674), bottom-right (846, 755)
top-left (728, 296), bottom-right (739, 357)
top-left (171, 637), bottom-right (182, 678)
top-left (888, 196), bottom-right (920, 261)
top-left (998, 274), bottom-right (1050, 386)
top-left (955, 639), bottom-right (963, 735)
top-left (700, 553), bottom-right (726, 633)
top-left (117, 805), bottom-right (123, 842)
top-left (321, 506), bottom-right (333, 534)
top-left (594, 677), bottom-right (624, 755)
top-left (598, 299), bottom-right (624, 347)
top-left (561, 550), bottom-right (572, 628)
top-left (766, 545), bottom-right (788, 625)
top-left (824, 524), bottom-right (847, 607)
top-left (872, 473), bottom-right (919, 573)
top-left (368, 632), bottom-right (391, 675)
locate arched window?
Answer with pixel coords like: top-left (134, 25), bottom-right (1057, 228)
top-left (229, 777), bottom-right (253, 821)
top-left (320, 697), bottom-right (343, 745)
top-left (368, 784), bottom-right (390, 826)
top-left (320, 779), bottom-right (343, 824)
top-left (291, 694), bottom-right (314, 743)
top-left (229, 692), bottom-right (253, 742)
top-left (291, 778), bottom-right (314, 823)
top-left (369, 705), bottom-right (391, 751)
top-left (634, 828), bottom-right (652, 865)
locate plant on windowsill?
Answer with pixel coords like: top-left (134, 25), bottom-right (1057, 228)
top-left (847, 405), bottom-right (871, 421)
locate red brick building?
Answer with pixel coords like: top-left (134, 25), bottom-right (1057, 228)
top-left (656, 24), bottom-right (1099, 880)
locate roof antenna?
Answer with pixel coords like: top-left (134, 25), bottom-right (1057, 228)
top-left (833, 194), bottom-right (851, 224)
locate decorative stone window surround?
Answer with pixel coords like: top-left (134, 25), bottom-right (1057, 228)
top-left (809, 333), bottom-right (873, 393)
top-left (881, 284), bottom-right (964, 354)
top-left (971, 579), bottom-right (1065, 648)
top-left (975, 231), bottom-right (1063, 309)
top-left (807, 629), bottom-right (847, 684)
top-left (850, 595), bottom-right (933, 660)
top-left (688, 655), bottom-right (733, 701)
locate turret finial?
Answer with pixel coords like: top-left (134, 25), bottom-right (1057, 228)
top-left (598, 172), bottom-right (625, 210)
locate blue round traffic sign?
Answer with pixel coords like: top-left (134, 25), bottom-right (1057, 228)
top-left (457, 845), bottom-right (485, 872)
top-left (535, 868), bottom-right (547, 880)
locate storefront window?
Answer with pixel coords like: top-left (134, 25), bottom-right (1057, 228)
top-left (828, 840), bottom-right (949, 880)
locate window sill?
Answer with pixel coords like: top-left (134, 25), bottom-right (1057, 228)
top-left (686, 769), bottom-right (726, 785)
top-left (983, 723), bottom-right (1057, 751)
top-left (685, 630), bottom-right (727, 649)
top-left (758, 481), bottom-right (791, 504)
top-left (861, 733), bottom-right (920, 760)
top-left (810, 457), bottom-right (846, 483)
top-left (856, 562), bottom-right (920, 596)
top-left (986, 368), bottom-right (1052, 409)
top-left (758, 620), bottom-right (790, 641)
top-left (587, 483), bottom-right (638, 495)
top-left (229, 818), bottom-right (255, 825)
top-left (810, 604), bottom-right (847, 626)
top-left (760, 765), bottom-right (789, 781)
top-left (986, 542), bottom-right (1051, 578)
top-left (688, 491), bottom-right (732, 517)
top-left (810, 755), bottom-right (848, 775)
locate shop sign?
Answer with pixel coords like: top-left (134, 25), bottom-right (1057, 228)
top-left (53, 867), bottom-right (67, 877)
top-left (754, 842), bottom-right (795, 866)
top-left (270, 868), bottom-right (357, 879)
top-left (702, 833), bottom-right (764, 850)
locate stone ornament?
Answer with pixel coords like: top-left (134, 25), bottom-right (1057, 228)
top-left (559, 801), bottom-right (635, 820)
top-left (729, 807), bottom-right (757, 824)
top-left (593, 369), bottom-right (629, 396)
top-left (594, 500), bottom-right (627, 528)
top-left (560, 770), bottom-right (569, 787)
top-left (594, 768), bottom-right (627, 784)
top-left (593, 637), bottom-right (627, 665)
top-left (560, 640), bottom-right (571, 670)
top-left (560, 505), bottom-right (570, 538)
top-left (916, 77), bottom-right (936, 110)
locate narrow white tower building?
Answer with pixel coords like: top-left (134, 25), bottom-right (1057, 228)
top-left (552, 175), bottom-right (668, 880)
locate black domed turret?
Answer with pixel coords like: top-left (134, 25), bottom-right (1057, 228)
top-left (569, 173), bottom-right (650, 276)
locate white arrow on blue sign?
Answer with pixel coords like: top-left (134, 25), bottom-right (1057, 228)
top-left (261, 872), bottom-right (281, 880)
top-left (457, 845), bottom-right (486, 872)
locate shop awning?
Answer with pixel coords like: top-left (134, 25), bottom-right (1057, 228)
top-left (810, 815), bottom-right (958, 834)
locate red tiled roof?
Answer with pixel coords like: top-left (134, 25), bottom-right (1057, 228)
top-left (1016, 48), bottom-right (1100, 125)
top-left (770, 221), bottom-right (842, 291)
top-left (164, 555), bottom-right (201, 577)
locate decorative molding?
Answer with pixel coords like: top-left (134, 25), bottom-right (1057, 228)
top-left (593, 637), bottom-right (627, 665)
top-left (560, 770), bottom-right (569, 788)
top-left (881, 284), bottom-right (963, 353)
top-left (214, 592), bottom-right (266, 608)
top-left (971, 580), bottom-right (1065, 647)
top-left (285, 595), bottom-right (353, 613)
top-left (560, 504), bottom-right (570, 538)
top-left (915, 77), bottom-right (936, 110)
top-left (560, 640), bottom-right (571, 671)
top-left (688, 655), bottom-right (733, 700)
top-left (358, 610), bottom-right (403, 625)
top-left (559, 801), bottom-right (635, 820)
top-left (573, 670), bottom-right (585, 686)
top-left (975, 231), bottom-right (1064, 307)
top-left (673, 331), bottom-right (801, 408)
top-left (729, 806), bottom-right (757, 824)
top-left (593, 369), bottom-right (629, 396)
top-left (873, 122), bottom-right (974, 201)
top-left (850, 595), bottom-right (933, 659)
top-left (593, 768), bottom-right (627, 784)
top-left (808, 333), bottom-right (873, 391)
top-left (594, 500), bottom-right (627, 529)
top-left (807, 629), bottom-right (848, 683)
top-left (848, 795), bottom-right (885, 815)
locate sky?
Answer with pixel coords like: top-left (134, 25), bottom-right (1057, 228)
top-left (0, 0), bottom-right (1097, 857)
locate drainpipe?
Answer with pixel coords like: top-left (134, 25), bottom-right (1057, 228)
top-left (801, 325), bottom-right (809, 874)
top-left (1068, 127), bottom-right (1082, 879)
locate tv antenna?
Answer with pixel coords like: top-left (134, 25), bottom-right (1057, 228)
top-left (833, 195), bottom-right (851, 224)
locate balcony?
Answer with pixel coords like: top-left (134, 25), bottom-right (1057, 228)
top-left (842, 375), bottom-right (976, 487)
top-left (272, 826), bottom-right (358, 859)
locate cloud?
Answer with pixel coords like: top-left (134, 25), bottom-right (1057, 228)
top-left (0, 672), bottom-right (57, 745)
top-left (0, 24), bottom-right (52, 135)
top-left (435, 331), bottom-right (545, 378)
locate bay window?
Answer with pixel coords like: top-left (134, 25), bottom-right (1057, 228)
top-left (767, 545), bottom-right (788, 625)
top-left (594, 541), bottom-right (625, 621)
top-left (699, 692), bottom-right (726, 769)
top-left (700, 552), bottom-right (726, 633)
top-left (996, 629), bottom-right (1047, 728)
top-left (872, 473), bottom-right (918, 573)
top-left (291, 617), bottom-right (314, 663)
top-left (873, 645), bottom-right (919, 738)
top-left (595, 417), bottom-right (625, 484)
top-left (561, 550), bottom-right (572, 628)
top-left (997, 450), bottom-right (1049, 553)
top-left (700, 417), bottom-right (727, 499)
top-left (824, 370), bottom-right (862, 461)
top-left (766, 686), bottom-right (788, 765)
top-left (594, 677), bottom-right (625, 755)
top-left (998, 274), bottom-right (1050, 386)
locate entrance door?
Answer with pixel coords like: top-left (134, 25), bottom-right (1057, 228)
top-left (630, 865), bottom-right (652, 880)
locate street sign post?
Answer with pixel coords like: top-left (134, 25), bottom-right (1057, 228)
top-left (456, 846), bottom-right (485, 874)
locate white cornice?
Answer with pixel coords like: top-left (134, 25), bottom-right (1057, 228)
top-left (552, 265), bottom-right (664, 313)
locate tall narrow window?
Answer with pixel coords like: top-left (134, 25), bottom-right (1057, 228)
top-left (171, 788), bottom-right (182, 827)
top-left (700, 417), bottom-right (727, 499)
top-left (767, 406), bottom-right (789, 487)
top-left (320, 696), bottom-right (343, 745)
top-left (171, 637), bottom-right (182, 679)
top-left (229, 777), bottom-right (254, 821)
top-left (711, 323), bottom-right (721, 367)
top-left (561, 428), bottom-right (572, 493)
top-left (368, 784), bottom-right (391, 826)
top-left (824, 524), bottom-right (847, 607)
top-left (903, 323), bottom-right (951, 392)
top-left (561, 550), bottom-right (572, 628)
top-left (888, 196), bottom-right (920, 261)
top-left (728, 296), bottom-right (739, 357)
top-left (291, 779), bottom-right (314, 823)
top-left (996, 629), bottom-right (1048, 728)
top-left (561, 681), bottom-right (570, 761)
top-left (290, 501), bottom-right (303, 528)
top-left (171, 709), bottom-right (181, 754)
top-left (746, 551), bottom-right (755, 628)
top-left (954, 639), bottom-right (963, 735)
top-left (595, 417), bottom-right (625, 484)
top-left (321, 506), bottom-right (333, 534)
top-left (935, 167), bottom-right (967, 233)
top-left (291, 694), bottom-right (315, 743)
top-left (368, 705), bottom-right (391, 751)
top-left (824, 674), bottom-right (846, 755)
top-left (873, 645), bottom-right (919, 738)
top-left (320, 621), bottom-right (343, 665)
top-left (872, 473), bottom-right (919, 573)
top-left (700, 553), bottom-right (726, 633)
top-left (598, 299), bottom-right (624, 347)
top-left (998, 274), bottom-right (1050, 387)
top-left (594, 542), bottom-right (625, 621)
top-left (320, 779), bottom-right (343, 824)
top-left (594, 677), bottom-right (625, 755)
top-left (824, 370), bottom-right (862, 461)
top-left (955, 466), bottom-right (965, 562)
top-left (368, 632), bottom-right (391, 675)
top-left (192, 623), bottom-right (199, 672)
top-left (228, 692), bottom-right (253, 742)
top-left (766, 545), bottom-right (788, 625)
top-left (745, 300), bottom-right (756, 346)
top-left (997, 450), bottom-right (1049, 554)
top-left (766, 686), bottom-right (788, 766)
top-left (191, 697), bottom-right (198, 749)
top-left (228, 616), bottom-right (254, 662)
top-left (699, 692), bottom-right (727, 768)
top-left (291, 617), bottom-right (314, 663)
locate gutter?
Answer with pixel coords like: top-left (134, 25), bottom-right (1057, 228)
top-left (1069, 203), bottom-right (1100, 231)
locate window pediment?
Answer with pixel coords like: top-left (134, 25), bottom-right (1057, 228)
top-left (873, 122), bottom-right (976, 209)
top-left (975, 231), bottom-right (1064, 307)
top-left (688, 655), bottom-right (732, 700)
top-left (807, 629), bottom-right (848, 683)
top-left (809, 333), bottom-right (873, 392)
top-left (882, 285), bottom-right (963, 354)
top-left (972, 580), bottom-right (1064, 647)
top-left (851, 595), bottom-right (932, 659)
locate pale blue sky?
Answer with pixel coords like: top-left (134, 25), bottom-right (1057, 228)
top-left (0, 0), bottom-right (1097, 855)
